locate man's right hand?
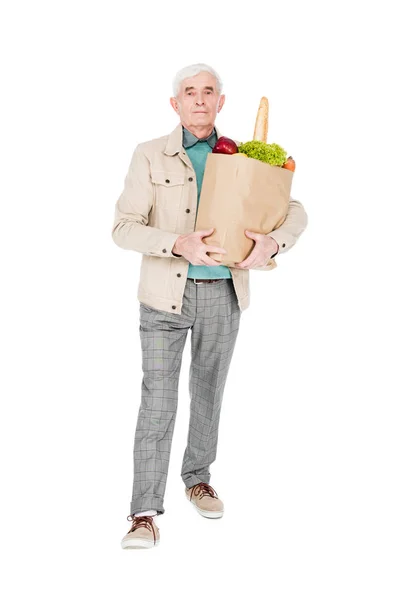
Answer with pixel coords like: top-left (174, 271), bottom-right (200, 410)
top-left (172, 228), bottom-right (227, 265)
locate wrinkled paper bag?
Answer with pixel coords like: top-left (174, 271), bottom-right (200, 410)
top-left (194, 153), bottom-right (293, 267)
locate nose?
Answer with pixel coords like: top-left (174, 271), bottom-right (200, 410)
top-left (195, 93), bottom-right (206, 105)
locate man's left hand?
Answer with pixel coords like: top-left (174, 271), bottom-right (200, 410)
top-left (234, 230), bottom-right (278, 269)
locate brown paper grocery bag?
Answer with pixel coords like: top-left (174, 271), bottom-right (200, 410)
top-left (194, 153), bottom-right (293, 267)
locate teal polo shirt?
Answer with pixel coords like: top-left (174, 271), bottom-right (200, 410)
top-left (182, 126), bottom-right (232, 280)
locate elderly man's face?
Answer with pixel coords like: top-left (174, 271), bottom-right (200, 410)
top-left (170, 71), bottom-right (225, 133)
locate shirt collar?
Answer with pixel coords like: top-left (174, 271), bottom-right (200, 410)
top-left (164, 123), bottom-right (223, 156)
top-left (182, 125), bottom-right (217, 149)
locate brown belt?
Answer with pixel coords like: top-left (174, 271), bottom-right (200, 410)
top-left (189, 278), bottom-right (223, 284)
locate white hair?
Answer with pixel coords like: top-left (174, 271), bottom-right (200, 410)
top-left (172, 63), bottom-right (223, 97)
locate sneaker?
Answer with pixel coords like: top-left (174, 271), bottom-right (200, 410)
top-left (185, 482), bottom-right (224, 518)
top-left (121, 515), bottom-right (160, 549)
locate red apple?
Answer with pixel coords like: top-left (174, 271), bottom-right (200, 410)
top-left (212, 136), bottom-right (238, 154)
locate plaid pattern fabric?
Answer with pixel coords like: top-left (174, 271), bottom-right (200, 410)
top-left (130, 278), bottom-right (241, 516)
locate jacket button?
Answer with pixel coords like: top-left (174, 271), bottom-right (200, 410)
top-left (172, 305), bottom-right (176, 310)
top-left (188, 177), bottom-right (193, 182)
top-left (186, 208), bottom-right (190, 213)
top-left (282, 243), bottom-right (286, 248)
top-left (177, 273), bottom-right (181, 277)
top-left (165, 179), bottom-right (170, 183)
top-left (162, 248), bottom-right (167, 253)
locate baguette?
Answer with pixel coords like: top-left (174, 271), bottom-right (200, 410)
top-left (253, 96), bottom-right (269, 142)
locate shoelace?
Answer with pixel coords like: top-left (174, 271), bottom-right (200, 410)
top-left (126, 515), bottom-right (157, 544)
top-left (189, 482), bottom-right (218, 501)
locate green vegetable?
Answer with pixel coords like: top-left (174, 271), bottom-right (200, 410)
top-left (238, 141), bottom-right (287, 166)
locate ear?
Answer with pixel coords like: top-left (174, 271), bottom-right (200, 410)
top-left (217, 94), bottom-right (226, 113)
top-left (170, 97), bottom-right (179, 114)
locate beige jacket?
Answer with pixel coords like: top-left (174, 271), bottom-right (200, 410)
top-left (112, 123), bottom-right (308, 314)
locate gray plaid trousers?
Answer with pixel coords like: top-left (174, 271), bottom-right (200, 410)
top-left (130, 278), bottom-right (241, 516)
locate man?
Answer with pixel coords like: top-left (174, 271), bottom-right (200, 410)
top-left (112, 63), bottom-right (308, 549)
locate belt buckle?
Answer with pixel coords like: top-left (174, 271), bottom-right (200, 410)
top-left (193, 278), bottom-right (205, 285)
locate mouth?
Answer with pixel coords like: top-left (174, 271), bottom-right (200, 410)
top-left (193, 111), bottom-right (207, 113)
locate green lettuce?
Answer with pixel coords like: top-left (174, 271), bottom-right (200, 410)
top-left (238, 141), bottom-right (287, 166)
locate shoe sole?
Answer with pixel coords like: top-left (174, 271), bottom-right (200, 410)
top-left (187, 496), bottom-right (224, 519)
top-left (121, 537), bottom-right (160, 549)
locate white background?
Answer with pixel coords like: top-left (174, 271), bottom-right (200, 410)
top-left (1, 0), bottom-right (399, 598)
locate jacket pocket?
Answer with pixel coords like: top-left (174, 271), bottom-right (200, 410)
top-left (150, 170), bottom-right (185, 207)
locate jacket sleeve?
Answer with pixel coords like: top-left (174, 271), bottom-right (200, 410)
top-left (254, 196), bottom-right (308, 270)
top-left (111, 144), bottom-right (182, 258)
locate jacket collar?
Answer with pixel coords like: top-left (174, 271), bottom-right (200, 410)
top-left (164, 123), bottom-right (222, 156)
